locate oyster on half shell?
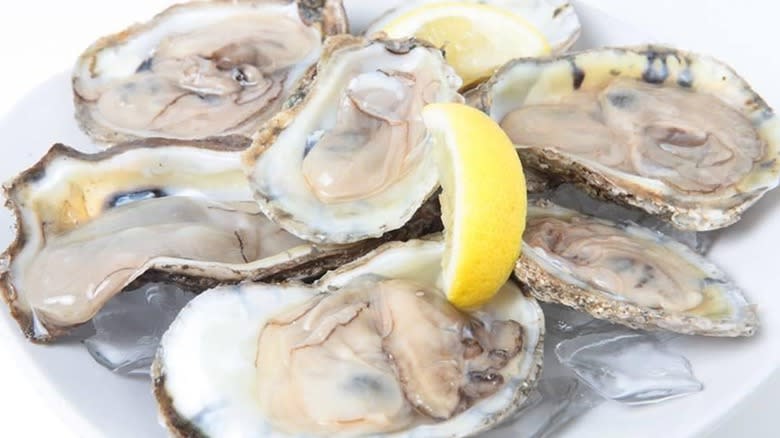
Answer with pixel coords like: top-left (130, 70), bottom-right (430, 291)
top-left (365, 0), bottom-right (581, 55)
top-left (472, 46), bottom-right (780, 231)
top-left (243, 36), bottom-right (462, 244)
top-left (0, 139), bottom-right (439, 342)
top-left (515, 201), bottom-right (758, 337)
top-left (73, 0), bottom-right (347, 144)
top-left (153, 237), bottom-right (544, 438)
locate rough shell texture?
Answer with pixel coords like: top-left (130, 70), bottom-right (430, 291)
top-left (73, 0), bottom-right (348, 145)
top-left (516, 256), bottom-right (757, 337)
top-left (514, 201), bottom-right (758, 337)
top-left (524, 167), bottom-right (558, 193)
top-left (473, 45), bottom-right (780, 231)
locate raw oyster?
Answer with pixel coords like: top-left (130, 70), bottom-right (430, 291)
top-left (364, 0), bottom-right (581, 56)
top-left (153, 237), bottom-right (544, 437)
top-left (472, 46), bottom-right (780, 231)
top-left (1, 138), bottom-right (440, 342)
top-left (73, 0), bottom-right (347, 144)
top-left (514, 201), bottom-right (757, 336)
top-left (243, 36), bottom-right (462, 243)
top-left (542, 184), bottom-right (714, 254)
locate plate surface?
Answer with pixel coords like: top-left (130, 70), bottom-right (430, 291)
top-left (0, 1), bottom-right (778, 437)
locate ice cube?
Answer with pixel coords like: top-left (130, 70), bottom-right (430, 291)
top-left (555, 328), bottom-right (703, 405)
top-left (487, 377), bottom-right (602, 438)
top-left (484, 305), bottom-right (605, 437)
top-left (83, 283), bottom-right (196, 375)
top-left (543, 303), bottom-right (610, 342)
top-left (490, 304), bottom-right (702, 437)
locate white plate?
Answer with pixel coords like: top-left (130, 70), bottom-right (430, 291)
top-left (0, 1), bottom-right (778, 437)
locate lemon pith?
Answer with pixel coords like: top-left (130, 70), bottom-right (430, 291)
top-left (382, 2), bottom-right (551, 86)
top-left (422, 103), bottom-right (527, 309)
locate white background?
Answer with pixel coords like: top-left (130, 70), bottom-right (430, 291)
top-left (0, 0), bottom-right (778, 436)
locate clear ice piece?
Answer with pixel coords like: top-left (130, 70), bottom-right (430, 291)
top-left (484, 305), bottom-right (606, 437)
top-left (476, 304), bottom-right (702, 435)
top-left (543, 303), bottom-right (610, 343)
top-left (545, 184), bottom-right (715, 254)
top-left (83, 283), bottom-right (196, 375)
top-left (488, 377), bottom-right (602, 438)
top-left (555, 328), bottom-right (703, 405)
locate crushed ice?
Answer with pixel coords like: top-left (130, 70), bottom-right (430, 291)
top-left (83, 283), bottom-right (196, 376)
top-left (487, 304), bottom-right (703, 437)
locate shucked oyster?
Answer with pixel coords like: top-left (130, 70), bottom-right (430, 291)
top-left (473, 46), bottom-right (780, 231)
top-left (244, 36), bottom-right (462, 243)
top-left (73, 0), bottom-right (346, 144)
top-left (153, 238), bottom-right (544, 437)
top-left (515, 201), bottom-right (757, 336)
top-left (365, 0), bottom-right (581, 55)
top-left (0, 139), bottom-right (439, 342)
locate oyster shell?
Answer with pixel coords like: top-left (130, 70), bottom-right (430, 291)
top-left (73, 0), bottom-right (347, 144)
top-left (364, 0), bottom-right (581, 56)
top-left (525, 167), bottom-right (556, 193)
top-left (472, 46), bottom-right (780, 231)
top-left (515, 201), bottom-right (757, 337)
top-left (153, 237), bottom-right (544, 437)
top-left (1, 138), bottom-right (440, 342)
top-left (243, 36), bottom-right (462, 244)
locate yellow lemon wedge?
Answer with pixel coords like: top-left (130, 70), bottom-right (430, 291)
top-left (422, 103), bottom-right (527, 309)
top-left (382, 2), bottom-right (551, 87)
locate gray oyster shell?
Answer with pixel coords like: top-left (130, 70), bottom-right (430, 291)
top-left (473, 46), bottom-right (780, 231)
top-left (515, 201), bottom-right (758, 337)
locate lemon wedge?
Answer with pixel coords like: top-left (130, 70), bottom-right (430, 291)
top-left (422, 103), bottom-right (527, 309)
top-left (382, 2), bottom-right (551, 87)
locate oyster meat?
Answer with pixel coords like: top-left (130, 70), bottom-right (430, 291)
top-left (73, 0), bottom-right (346, 143)
top-left (1, 138), bottom-right (439, 342)
top-left (244, 36), bottom-right (462, 243)
top-left (473, 46), bottom-right (780, 230)
top-left (154, 238), bottom-right (544, 437)
top-left (515, 201), bottom-right (758, 336)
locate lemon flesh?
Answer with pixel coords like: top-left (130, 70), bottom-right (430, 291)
top-left (383, 2), bottom-right (551, 87)
top-left (422, 103), bottom-right (527, 309)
